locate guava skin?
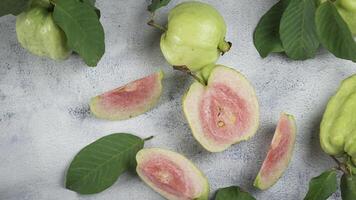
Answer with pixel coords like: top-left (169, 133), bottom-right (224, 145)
top-left (16, 1), bottom-right (70, 60)
top-left (136, 148), bottom-right (209, 200)
top-left (160, 1), bottom-right (230, 72)
top-left (335, 0), bottom-right (356, 35)
top-left (320, 74), bottom-right (356, 165)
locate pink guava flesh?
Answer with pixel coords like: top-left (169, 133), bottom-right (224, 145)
top-left (99, 73), bottom-right (157, 110)
top-left (200, 83), bottom-right (251, 144)
top-left (260, 115), bottom-right (292, 177)
top-left (90, 71), bottom-right (163, 120)
top-left (254, 113), bottom-right (296, 190)
top-left (138, 156), bottom-right (193, 199)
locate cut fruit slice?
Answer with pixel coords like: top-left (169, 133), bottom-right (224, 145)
top-left (183, 65), bottom-right (259, 152)
top-left (254, 113), bottom-right (297, 190)
top-left (90, 71), bottom-right (163, 120)
top-left (136, 148), bottom-right (209, 200)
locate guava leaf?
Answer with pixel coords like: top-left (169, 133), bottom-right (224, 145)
top-left (65, 133), bottom-right (144, 194)
top-left (0, 0), bottom-right (30, 17)
top-left (315, 1), bottom-right (356, 62)
top-left (215, 186), bottom-right (256, 200)
top-left (253, 0), bottom-right (291, 58)
top-left (148, 0), bottom-right (171, 13)
top-left (303, 170), bottom-right (337, 200)
top-left (53, 0), bottom-right (105, 67)
top-left (341, 173), bottom-right (356, 200)
top-left (79, 0), bottom-right (100, 18)
top-left (279, 0), bottom-right (319, 60)
top-left (81, 0), bottom-right (96, 6)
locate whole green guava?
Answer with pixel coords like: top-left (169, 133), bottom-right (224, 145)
top-left (160, 1), bottom-right (230, 72)
top-left (335, 0), bottom-right (356, 35)
top-left (320, 74), bottom-right (356, 166)
top-left (16, 0), bottom-right (70, 60)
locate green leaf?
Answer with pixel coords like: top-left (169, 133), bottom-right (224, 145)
top-left (81, 0), bottom-right (96, 6)
top-left (315, 1), bottom-right (356, 62)
top-left (53, 0), bottom-right (105, 67)
top-left (280, 0), bottom-right (319, 60)
top-left (215, 186), bottom-right (256, 200)
top-left (0, 0), bottom-right (30, 17)
top-left (253, 0), bottom-right (291, 58)
top-left (148, 0), bottom-right (171, 13)
top-left (65, 133), bottom-right (144, 194)
top-left (303, 170), bottom-right (338, 200)
top-left (79, 0), bottom-right (100, 18)
top-left (341, 173), bottom-right (356, 200)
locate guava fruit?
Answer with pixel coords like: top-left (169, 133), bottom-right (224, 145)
top-left (183, 65), bottom-right (259, 152)
top-left (160, 1), bottom-right (231, 72)
top-left (335, 0), bottom-right (356, 35)
top-left (16, 4), bottom-right (71, 60)
top-left (254, 113), bottom-right (296, 190)
top-left (136, 148), bottom-right (209, 200)
top-left (90, 71), bottom-right (163, 121)
top-left (320, 74), bottom-right (356, 165)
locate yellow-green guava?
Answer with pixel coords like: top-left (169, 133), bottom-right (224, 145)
top-left (160, 1), bottom-right (231, 72)
top-left (16, 0), bottom-right (70, 60)
top-left (320, 74), bottom-right (356, 165)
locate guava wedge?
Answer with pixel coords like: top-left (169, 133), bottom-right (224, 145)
top-left (90, 71), bottom-right (163, 121)
top-left (183, 65), bottom-right (259, 152)
top-left (136, 148), bottom-right (209, 200)
top-left (254, 113), bottom-right (297, 190)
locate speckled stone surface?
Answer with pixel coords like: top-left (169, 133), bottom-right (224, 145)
top-left (0, 0), bottom-right (355, 199)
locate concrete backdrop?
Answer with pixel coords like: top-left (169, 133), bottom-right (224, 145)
top-left (0, 0), bottom-right (355, 199)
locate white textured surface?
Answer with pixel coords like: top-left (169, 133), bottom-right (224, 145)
top-left (0, 0), bottom-right (355, 199)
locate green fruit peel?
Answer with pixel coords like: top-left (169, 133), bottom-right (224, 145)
top-left (160, 1), bottom-right (230, 72)
top-left (320, 74), bottom-right (356, 164)
top-left (16, 1), bottom-right (70, 60)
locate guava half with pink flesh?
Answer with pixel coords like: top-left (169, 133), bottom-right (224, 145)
top-left (136, 148), bottom-right (209, 200)
top-left (183, 65), bottom-right (259, 152)
top-left (254, 113), bottom-right (296, 190)
top-left (90, 71), bottom-right (163, 121)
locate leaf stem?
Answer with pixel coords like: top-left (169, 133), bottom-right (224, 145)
top-left (143, 136), bottom-right (154, 141)
top-left (173, 65), bottom-right (207, 86)
top-left (147, 19), bottom-right (167, 32)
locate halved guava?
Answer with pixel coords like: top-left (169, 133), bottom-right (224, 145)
top-left (136, 148), bottom-right (209, 200)
top-left (183, 65), bottom-right (259, 152)
top-left (254, 113), bottom-right (297, 190)
top-left (90, 71), bottom-right (163, 121)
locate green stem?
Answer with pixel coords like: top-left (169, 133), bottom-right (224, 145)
top-left (147, 20), bottom-right (167, 32)
top-left (331, 155), bottom-right (349, 174)
top-left (143, 136), bottom-right (154, 142)
top-left (173, 65), bottom-right (207, 86)
top-left (219, 40), bottom-right (232, 55)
